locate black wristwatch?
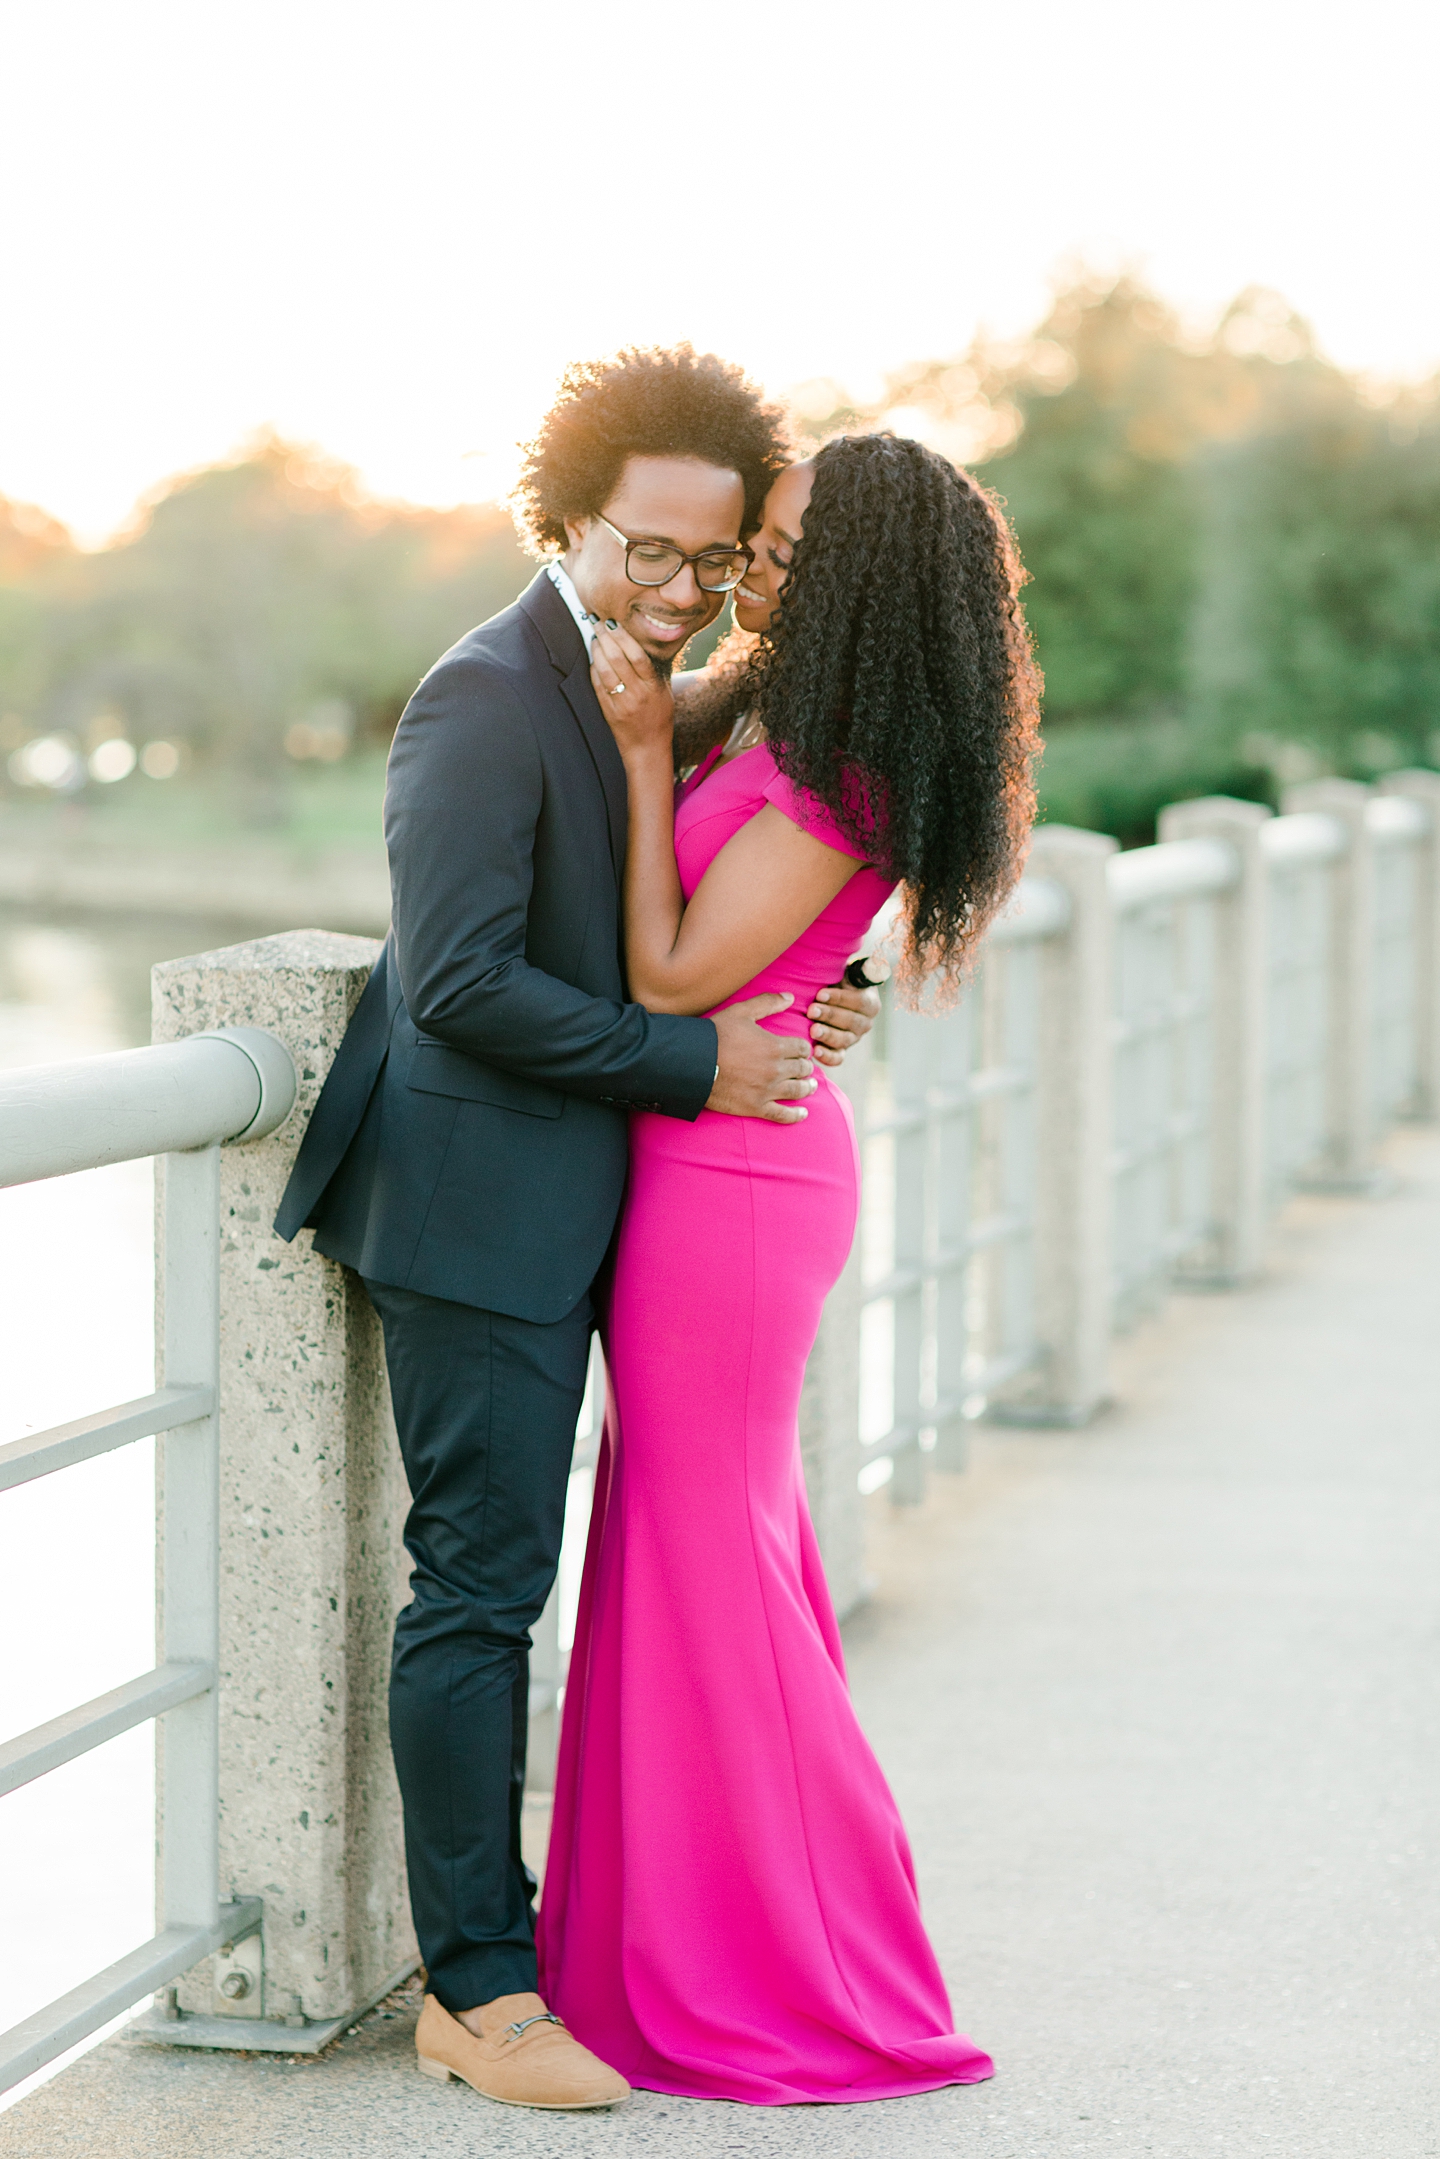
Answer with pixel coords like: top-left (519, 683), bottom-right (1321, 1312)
top-left (844, 955), bottom-right (890, 990)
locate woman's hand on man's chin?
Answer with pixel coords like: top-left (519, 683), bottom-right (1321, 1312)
top-left (591, 624), bottom-right (675, 757)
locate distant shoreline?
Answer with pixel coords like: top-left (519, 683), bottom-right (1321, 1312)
top-left (0, 831), bottom-right (390, 938)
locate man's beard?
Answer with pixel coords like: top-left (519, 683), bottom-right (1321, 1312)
top-left (648, 653), bottom-right (675, 685)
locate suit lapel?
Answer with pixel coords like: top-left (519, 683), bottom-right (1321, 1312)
top-left (519, 571), bottom-right (628, 881)
top-left (558, 651), bottom-right (628, 880)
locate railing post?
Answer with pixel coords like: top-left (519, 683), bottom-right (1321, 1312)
top-left (150, 931), bottom-right (417, 2037)
top-left (1378, 769), bottom-right (1440, 1119)
top-left (156, 1145), bottom-right (221, 1935)
top-left (800, 1032), bottom-right (871, 1619)
top-left (885, 1003), bottom-right (930, 1506)
top-left (990, 825), bottom-right (1117, 1425)
top-left (1158, 797), bottom-right (1271, 1282)
top-left (1282, 779), bottom-right (1376, 1186)
top-left (525, 1338), bottom-right (604, 1795)
top-left (930, 983), bottom-right (979, 1474)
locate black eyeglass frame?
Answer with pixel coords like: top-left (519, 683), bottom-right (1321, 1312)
top-left (594, 513), bottom-right (755, 593)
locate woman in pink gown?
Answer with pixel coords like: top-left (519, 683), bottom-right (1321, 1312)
top-left (537, 434), bottom-right (1041, 2104)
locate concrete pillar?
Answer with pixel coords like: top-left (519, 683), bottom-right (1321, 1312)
top-left (1378, 770), bottom-right (1440, 1119)
top-left (990, 825), bottom-right (1117, 1425)
top-left (1281, 780), bottom-right (1376, 1186)
top-left (151, 930), bottom-right (417, 2033)
top-left (1159, 797), bottom-right (1272, 1281)
top-left (800, 1033), bottom-right (872, 1619)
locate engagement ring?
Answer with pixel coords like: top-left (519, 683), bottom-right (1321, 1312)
top-left (608, 683), bottom-right (626, 696)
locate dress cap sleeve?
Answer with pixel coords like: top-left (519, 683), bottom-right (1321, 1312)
top-left (761, 764), bottom-right (870, 861)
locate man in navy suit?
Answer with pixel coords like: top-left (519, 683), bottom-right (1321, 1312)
top-left (275, 349), bottom-right (875, 2106)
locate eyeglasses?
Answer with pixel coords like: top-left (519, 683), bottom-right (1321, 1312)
top-left (594, 513), bottom-right (754, 594)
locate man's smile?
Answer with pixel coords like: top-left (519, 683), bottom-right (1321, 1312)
top-left (632, 605), bottom-right (700, 643)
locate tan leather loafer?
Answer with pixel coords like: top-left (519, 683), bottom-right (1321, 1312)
top-left (415, 1991), bottom-right (630, 2109)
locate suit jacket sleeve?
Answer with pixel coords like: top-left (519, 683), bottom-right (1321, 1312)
top-left (385, 651), bottom-right (718, 1118)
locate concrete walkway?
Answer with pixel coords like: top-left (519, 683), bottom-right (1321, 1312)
top-left (6, 1130), bottom-right (1439, 2158)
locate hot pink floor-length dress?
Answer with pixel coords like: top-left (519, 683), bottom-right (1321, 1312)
top-left (536, 744), bottom-right (993, 2104)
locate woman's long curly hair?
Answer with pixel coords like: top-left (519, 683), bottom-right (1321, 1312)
top-left (745, 433), bottom-right (1041, 992)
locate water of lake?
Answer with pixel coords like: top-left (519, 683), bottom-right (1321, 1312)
top-left (0, 906), bottom-right (274, 2108)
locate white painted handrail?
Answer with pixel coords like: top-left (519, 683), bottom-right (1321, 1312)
top-left (0, 1027), bottom-right (296, 1189)
top-left (1260, 811), bottom-right (1347, 869)
top-left (1107, 836), bottom-right (1238, 912)
top-left (988, 874), bottom-right (1073, 944)
top-left (1366, 795), bottom-right (1430, 844)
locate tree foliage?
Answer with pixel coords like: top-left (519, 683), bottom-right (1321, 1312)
top-left (837, 277), bottom-right (1440, 832)
top-left (0, 434), bottom-right (531, 813)
top-left (3, 288), bottom-right (1439, 841)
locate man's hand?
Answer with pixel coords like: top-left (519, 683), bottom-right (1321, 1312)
top-left (807, 982), bottom-right (882, 1067)
top-left (708, 995), bottom-right (818, 1123)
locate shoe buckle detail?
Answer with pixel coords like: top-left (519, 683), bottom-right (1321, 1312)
top-left (503, 2012), bottom-right (564, 2042)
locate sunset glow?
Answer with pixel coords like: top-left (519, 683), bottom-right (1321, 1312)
top-left (5, 0), bottom-right (1437, 541)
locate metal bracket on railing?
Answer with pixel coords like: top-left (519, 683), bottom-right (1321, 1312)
top-left (211, 1916), bottom-right (265, 2021)
top-left (0, 1897), bottom-right (264, 2093)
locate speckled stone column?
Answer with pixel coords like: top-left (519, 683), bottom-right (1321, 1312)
top-left (152, 930), bottom-right (417, 2024)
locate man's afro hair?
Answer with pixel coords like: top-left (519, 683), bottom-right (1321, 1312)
top-left (513, 345), bottom-right (789, 554)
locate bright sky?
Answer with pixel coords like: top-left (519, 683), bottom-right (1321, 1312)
top-left (4, 0), bottom-right (1437, 543)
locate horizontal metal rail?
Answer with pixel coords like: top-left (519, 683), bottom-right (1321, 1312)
top-left (1260, 811), bottom-right (1347, 871)
top-left (0, 1897), bottom-right (262, 2092)
top-left (854, 871), bottom-right (1070, 978)
top-left (1111, 1112), bottom-right (1207, 1177)
top-left (861, 1208), bottom-right (1030, 1306)
top-left (0, 1027), bottom-right (297, 1189)
top-left (1111, 993), bottom-right (1209, 1046)
top-left (867, 1066), bottom-right (1031, 1138)
top-left (1108, 836), bottom-right (1238, 913)
top-left (0, 1385), bottom-right (214, 1494)
top-left (987, 874), bottom-right (1073, 945)
top-left (0, 1662), bottom-right (212, 1799)
top-left (0, 1029), bottom-right (265, 2099)
top-left (1366, 795), bottom-right (1430, 844)
top-left (859, 1344), bottom-right (1040, 1464)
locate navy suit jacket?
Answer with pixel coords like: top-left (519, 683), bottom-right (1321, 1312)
top-left (273, 570), bottom-right (719, 1322)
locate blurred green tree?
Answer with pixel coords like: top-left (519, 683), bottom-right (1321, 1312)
top-left (842, 277), bottom-right (1440, 835)
top-left (1, 436), bottom-right (532, 818)
top-left (975, 280), bottom-right (1204, 722)
top-left (1192, 355), bottom-right (1440, 769)
top-left (4, 291), bottom-right (1439, 844)
top-left (0, 498), bottom-right (75, 735)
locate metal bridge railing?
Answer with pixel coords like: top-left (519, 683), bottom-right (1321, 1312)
top-left (1259, 811), bottom-right (1344, 1202)
top-left (856, 876), bottom-right (1071, 1499)
top-left (5, 772), bottom-right (1440, 2094)
top-left (0, 1029), bottom-right (295, 2095)
top-left (854, 772), bottom-right (1440, 1502)
top-left (1107, 836), bottom-right (1235, 1327)
top-left (1368, 795), bottom-right (1429, 1127)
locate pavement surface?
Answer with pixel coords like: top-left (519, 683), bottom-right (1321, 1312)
top-left (5, 1129), bottom-right (1438, 2158)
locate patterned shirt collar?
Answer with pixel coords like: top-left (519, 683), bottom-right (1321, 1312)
top-left (546, 560), bottom-right (598, 654)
